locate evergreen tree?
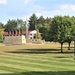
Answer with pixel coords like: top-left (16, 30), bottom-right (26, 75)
top-left (29, 13), bottom-right (38, 30)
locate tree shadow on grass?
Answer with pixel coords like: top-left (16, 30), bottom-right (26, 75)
top-left (6, 48), bottom-right (74, 55)
top-left (63, 47), bottom-right (74, 49)
top-left (0, 71), bottom-right (75, 75)
top-left (6, 48), bottom-right (61, 54)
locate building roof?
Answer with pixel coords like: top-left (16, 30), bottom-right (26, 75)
top-left (4, 30), bottom-right (36, 36)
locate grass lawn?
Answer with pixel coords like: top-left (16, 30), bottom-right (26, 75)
top-left (0, 42), bottom-right (75, 75)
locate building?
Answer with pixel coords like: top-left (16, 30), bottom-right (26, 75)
top-left (4, 30), bottom-right (37, 39)
top-left (4, 30), bottom-right (44, 44)
top-left (28, 30), bottom-right (37, 39)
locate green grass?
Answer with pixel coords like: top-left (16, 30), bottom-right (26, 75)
top-left (0, 42), bottom-right (75, 75)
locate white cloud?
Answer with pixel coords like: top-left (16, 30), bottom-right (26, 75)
top-left (0, 0), bottom-right (7, 5)
top-left (24, 0), bottom-right (36, 5)
top-left (24, 0), bottom-right (31, 4)
top-left (60, 4), bottom-right (75, 12)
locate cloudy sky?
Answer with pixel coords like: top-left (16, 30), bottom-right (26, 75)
top-left (0, 0), bottom-right (75, 24)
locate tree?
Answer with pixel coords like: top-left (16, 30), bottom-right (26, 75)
top-left (39, 27), bottom-right (49, 41)
top-left (63, 16), bottom-right (73, 50)
top-left (49, 16), bottom-right (67, 52)
top-left (29, 13), bottom-right (38, 30)
top-left (5, 19), bottom-right (26, 32)
top-left (36, 29), bottom-right (42, 39)
top-left (37, 17), bottom-right (51, 40)
top-left (60, 16), bottom-right (75, 50)
top-left (0, 28), bottom-right (4, 42)
top-left (5, 19), bottom-right (17, 31)
top-left (37, 16), bottom-right (45, 25)
top-left (71, 16), bottom-right (75, 46)
top-left (0, 22), bottom-right (4, 42)
top-left (0, 22), bottom-right (4, 28)
top-left (17, 19), bottom-right (26, 30)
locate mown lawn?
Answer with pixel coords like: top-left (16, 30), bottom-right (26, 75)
top-left (0, 42), bottom-right (75, 75)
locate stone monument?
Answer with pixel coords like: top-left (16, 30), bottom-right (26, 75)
top-left (4, 30), bottom-right (26, 45)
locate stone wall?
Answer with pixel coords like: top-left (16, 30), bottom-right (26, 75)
top-left (26, 39), bottom-right (44, 44)
top-left (4, 35), bottom-right (26, 45)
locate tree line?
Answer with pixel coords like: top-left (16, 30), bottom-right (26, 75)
top-left (0, 13), bottom-right (75, 52)
top-left (29, 14), bottom-right (75, 52)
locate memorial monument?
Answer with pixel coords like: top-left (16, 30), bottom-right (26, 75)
top-left (4, 21), bottom-right (26, 45)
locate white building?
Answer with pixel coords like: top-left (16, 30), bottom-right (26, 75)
top-left (28, 30), bottom-right (37, 39)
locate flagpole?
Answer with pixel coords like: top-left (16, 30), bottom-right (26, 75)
top-left (26, 18), bottom-right (28, 38)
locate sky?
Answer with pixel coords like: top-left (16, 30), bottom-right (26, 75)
top-left (0, 0), bottom-right (75, 24)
